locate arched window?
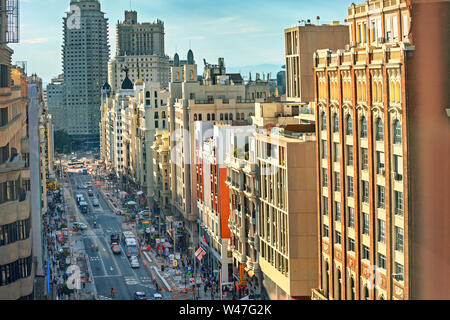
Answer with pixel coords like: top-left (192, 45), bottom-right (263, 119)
top-left (241, 113), bottom-right (244, 120)
top-left (194, 114), bottom-right (197, 121)
top-left (162, 111), bottom-right (166, 119)
top-left (229, 113), bottom-right (233, 121)
top-left (321, 112), bottom-right (327, 131)
top-left (198, 114), bottom-right (202, 121)
top-left (350, 277), bottom-right (355, 300)
top-left (236, 113), bottom-right (240, 121)
top-left (337, 268), bottom-right (342, 300)
top-left (376, 118), bottom-right (384, 141)
top-left (393, 120), bottom-right (402, 144)
top-left (395, 82), bottom-right (401, 103)
top-left (207, 114), bottom-right (211, 121)
top-left (390, 81), bottom-right (395, 103)
top-left (220, 113), bottom-right (223, 121)
top-left (333, 113), bottom-right (339, 133)
top-left (212, 114), bottom-right (215, 121)
top-left (364, 286), bottom-right (370, 300)
top-left (346, 115), bottom-right (353, 135)
top-left (360, 116), bottom-right (368, 138)
top-left (189, 70), bottom-right (194, 80)
top-left (325, 261), bottom-right (330, 297)
top-left (225, 114), bottom-right (228, 121)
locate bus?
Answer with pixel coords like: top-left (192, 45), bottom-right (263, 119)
top-left (76, 194), bottom-right (84, 205)
top-left (79, 201), bottom-right (89, 214)
top-left (122, 231), bottom-right (140, 258)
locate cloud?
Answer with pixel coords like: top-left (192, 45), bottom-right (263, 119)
top-left (23, 38), bottom-right (49, 44)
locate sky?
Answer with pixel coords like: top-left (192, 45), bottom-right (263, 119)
top-left (10, 0), bottom-right (355, 85)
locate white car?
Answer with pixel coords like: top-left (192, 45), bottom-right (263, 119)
top-left (73, 222), bottom-right (88, 230)
top-left (130, 256), bottom-right (140, 268)
top-left (92, 198), bottom-right (99, 207)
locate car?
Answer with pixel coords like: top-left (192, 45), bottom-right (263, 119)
top-left (130, 256), bottom-right (140, 268)
top-left (73, 222), bottom-right (88, 230)
top-left (78, 184), bottom-right (87, 190)
top-left (92, 198), bottom-right (99, 207)
top-left (153, 293), bottom-right (163, 300)
top-left (134, 292), bottom-right (147, 300)
top-left (111, 243), bottom-right (121, 254)
top-left (138, 210), bottom-right (150, 217)
top-left (86, 182), bottom-right (92, 187)
top-left (87, 189), bottom-right (94, 197)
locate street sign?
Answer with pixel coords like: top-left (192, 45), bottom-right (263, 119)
top-left (173, 259), bottom-right (178, 267)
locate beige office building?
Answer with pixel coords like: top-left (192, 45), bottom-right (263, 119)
top-left (168, 53), bottom-right (269, 252)
top-left (285, 23), bottom-right (349, 102)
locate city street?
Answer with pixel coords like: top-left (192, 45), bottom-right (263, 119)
top-left (66, 171), bottom-right (171, 300)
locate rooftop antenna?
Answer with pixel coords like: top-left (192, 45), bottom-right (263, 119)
top-left (189, 40), bottom-right (191, 50)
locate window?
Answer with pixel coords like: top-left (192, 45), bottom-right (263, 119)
top-left (376, 118), bottom-right (384, 141)
top-left (393, 120), bottom-right (402, 144)
top-left (377, 152), bottom-right (385, 174)
top-left (395, 227), bottom-right (404, 252)
top-left (335, 231), bottom-right (342, 245)
top-left (377, 185), bottom-right (385, 208)
top-left (378, 253), bottom-right (386, 270)
top-left (322, 168), bottom-right (328, 187)
top-left (333, 113), bottom-right (339, 132)
top-left (395, 191), bottom-right (403, 215)
top-left (394, 263), bottom-right (404, 281)
top-left (346, 115), bottom-right (353, 135)
top-left (323, 225), bottom-right (329, 238)
top-left (348, 238), bottom-right (355, 252)
top-left (402, 14), bottom-right (409, 39)
top-left (321, 140), bottom-right (327, 159)
top-left (321, 112), bottom-right (327, 131)
top-left (378, 219), bottom-right (386, 243)
top-left (348, 207), bottom-right (355, 228)
top-left (347, 146), bottom-right (354, 166)
top-left (335, 202), bottom-right (341, 222)
top-left (348, 176), bottom-right (354, 197)
top-left (334, 143), bottom-right (340, 162)
top-left (362, 213), bottom-right (370, 235)
top-left (362, 245), bottom-right (370, 260)
top-left (360, 117), bottom-right (368, 138)
top-left (361, 148), bottom-right (369, 170)
top-left (323, 196), bottom-right (328, 216)
top-left (155, 120), bottom-right (158, 128)
top-left (362, 180), bottom-right (369, 203)
top-left (394, 155), bottom-right (403, 179)
top-left (334, 172), bottom-right (341, 191)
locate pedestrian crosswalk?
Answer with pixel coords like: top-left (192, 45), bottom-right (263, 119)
top-left (124, 276), bottom-right (139, 286)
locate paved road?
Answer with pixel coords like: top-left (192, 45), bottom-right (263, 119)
top-left (67, 172), bottom-right (170, 300)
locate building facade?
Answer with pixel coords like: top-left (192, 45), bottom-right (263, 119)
top-left (311, 0), bottom-right (425, 300)
top-left (62, 0), bottom-right (109, 145)
top-left (0, 60), bottom-right (33, 299)
top-left (285, 23), bottom-right (349, 102)
top-left (45, 74), bottom-right (65, 132)
top-left (168, 53), bottom-right (269, 257)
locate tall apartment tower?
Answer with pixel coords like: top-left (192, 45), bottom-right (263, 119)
top-left (62, 0), bottom-right (109, 145)
top-left (108, 11), bottom-right (169, 91)
top-left (116, 10), bottom-right (165, 56)
top-left (312, 0), bottom-right (450, 300)
top-left (284, 23), bottom-right (349, 102)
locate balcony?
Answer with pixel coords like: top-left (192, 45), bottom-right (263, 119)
top-left (0, 153), bottom-right (25, 173)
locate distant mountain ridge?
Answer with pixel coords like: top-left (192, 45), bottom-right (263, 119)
top-left (226, 63), bottom-right (284, 80)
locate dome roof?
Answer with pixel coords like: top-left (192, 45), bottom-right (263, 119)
top-left (174, 53), bottom-right (180, 67)
top-left (121, 76), bottom-right (134, 90)
top-left (187, 49), bottom-right (194, 65)
top-left (102, 81), bottom-right (111, 91)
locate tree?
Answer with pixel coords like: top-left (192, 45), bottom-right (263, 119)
top-left (54, 130), bottom-right (72, 153)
